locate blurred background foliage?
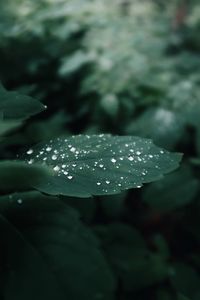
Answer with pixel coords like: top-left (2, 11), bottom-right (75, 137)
top-left (1, 0), bottom-right (200, 299)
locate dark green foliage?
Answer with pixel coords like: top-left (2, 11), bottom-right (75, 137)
top-left (95, 223), bottom-right (170, 292)
top-left (0, 0), bottom-right (200, 299)
top-left (143, 166), bottom-right (199, 212)
top-left (0, 193), bottom-right (115, 300)
top-left (170, 263), bottom-right (200, 299)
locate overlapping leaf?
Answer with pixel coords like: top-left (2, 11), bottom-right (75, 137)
top-left (22, 134), bottom-right (182, 197)
top-left (0, 84), bottom-right (46, 135)
top-left (0, 84), bottom-right (45, 120)
top-left (0, 161), bottom-right (53, 193)
top-left (0, 192), bottom-right (115, 300)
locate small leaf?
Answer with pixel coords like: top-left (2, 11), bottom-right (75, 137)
top-left (22, 134), bottom-right (182, 197)
top-left (0, 84), bottom-right (45, 121)
top-left (59, 51), bottom-right (92, 76)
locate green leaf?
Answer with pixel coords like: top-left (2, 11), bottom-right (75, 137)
top-left (22, 134), bottom-right (182, 197)
top-left (0, 161), bottom-right (53, 193)
top-left (0, 84), bottom-right (46, 121)
top-left (59, 51), bottom-right (92, 76)
top-left (0, 192), bottom-right (115, 300)
top-left (143, 166), bottom-right (199, 212)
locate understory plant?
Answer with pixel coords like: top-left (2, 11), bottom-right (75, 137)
top-left (1, 1), bottom-right (200, 299)
top-left (0, 84), bottom-right (183, 300)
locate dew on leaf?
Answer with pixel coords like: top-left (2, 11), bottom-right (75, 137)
top-left (70, 147), bottom-right (76, 152)
top-left (53, 166), bottom-right (60, 172)
top-left (27, 149), bottom-right (33, 155)
top-left (111, 158), bottom-right (117, 163)
top-left (52, 155), bottom-right (57, 160)
top-left (137, 185), bottom-right (142, 188)
top-left (128, 156), bottom-right (134, 161)
top-left (28, 159), bottom-right (34, 164)
top-left (136, 151), bottom-right (142, 155)
top-left (23, 134), bottom-right (182, 197)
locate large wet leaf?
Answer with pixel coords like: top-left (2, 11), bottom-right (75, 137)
top-left (0, 192), bottom-right (115, 300)
top-left (22, 134), bottom-right (182, 197)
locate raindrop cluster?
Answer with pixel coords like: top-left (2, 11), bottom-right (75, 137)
top-left (24, 134), bottom-right (171, 194)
